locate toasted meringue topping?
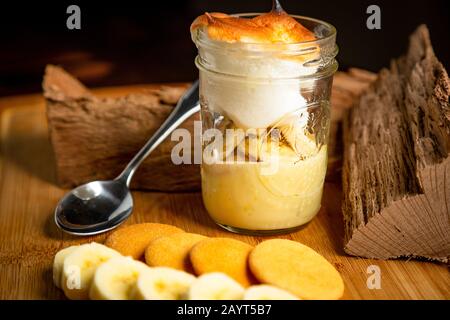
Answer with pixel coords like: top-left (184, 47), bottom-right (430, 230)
top-left (191, 3), bottom-right (322, 129)
top-left (191, 10), bottom-right (315, 44)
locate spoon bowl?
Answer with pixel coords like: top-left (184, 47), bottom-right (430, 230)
top-left (55, 180), bottom-right (132, 235)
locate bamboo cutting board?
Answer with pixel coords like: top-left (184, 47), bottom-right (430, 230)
top-left (0, 83), bottom-right (449, 300)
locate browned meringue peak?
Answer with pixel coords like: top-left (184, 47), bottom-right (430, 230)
top-left (191, 5), bottom-right (316, 44)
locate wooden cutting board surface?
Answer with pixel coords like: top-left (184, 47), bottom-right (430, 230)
top-left (0, 83), bottom-right (449, 300)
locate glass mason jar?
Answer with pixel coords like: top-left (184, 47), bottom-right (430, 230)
top-left (191, 14), bottom-right (338, 235)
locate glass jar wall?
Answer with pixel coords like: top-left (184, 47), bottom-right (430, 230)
top-left (192, 14), bottom-right (338, 235)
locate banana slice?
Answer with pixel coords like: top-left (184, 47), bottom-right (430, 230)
top-left (132, 267), bottom-right (196, 300)
top-left (278, 123), bottom-right (318, 159)
top-left (53, 245), bottom-right (80, 288)
top-left (243, 285), bottom-right (299, 300)
top-left (203, 125), bottom-right (246, 164)
top-left (188, 272), bottom-right (245, 300)
top-left (89, 256), bottom-right (150, 300)
top-left (61, 242), bottom-right (122, 300)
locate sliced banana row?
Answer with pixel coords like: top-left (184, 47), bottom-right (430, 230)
top-left (132, 267), bottom-right (196, 300)
top-left (53, 242), bottom-right (298, 300)
top-left (60, 243), bottom-right (122, 300)
top-left (90, 256), bottom-right (149, 300)
top-left (188, 273), bottom-right (245, 300)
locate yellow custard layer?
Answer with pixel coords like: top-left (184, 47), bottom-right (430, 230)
top-left (201, 145), bottom-right (327, 231)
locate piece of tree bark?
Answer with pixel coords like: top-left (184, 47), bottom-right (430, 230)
top-left (44, 64), bottom-right (374, 191)
top-left (44, 65), bottom-right (200, 191)
top-left (342, 25), bottom-right (450, 262)
top-left (327, 68), bottom-right (377, 180)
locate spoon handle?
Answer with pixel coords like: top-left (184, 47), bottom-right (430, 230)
top-left (116, 80), bottom-right (200, 187)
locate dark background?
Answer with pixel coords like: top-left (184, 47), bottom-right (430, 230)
top-left (0, 0), bottom-right (449, 96)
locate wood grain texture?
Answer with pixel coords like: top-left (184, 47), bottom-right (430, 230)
top-left (0, 82), bottom-right (449, 300)
top-left (342, 25), bottom-right (450, 262)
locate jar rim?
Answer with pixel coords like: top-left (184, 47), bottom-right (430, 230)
top-left (195, 55), bottom-right (338, 81)
top-left (192, 13), bottom-right (337, 54)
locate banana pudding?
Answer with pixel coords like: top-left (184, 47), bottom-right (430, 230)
top-left (191, 2), bottom-right (337, 234)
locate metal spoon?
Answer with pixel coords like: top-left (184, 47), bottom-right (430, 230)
top-left (55, 81), bottom-right (199, 236)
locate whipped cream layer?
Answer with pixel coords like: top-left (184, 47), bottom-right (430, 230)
top-left (200, 54), bottom-right (314, 129)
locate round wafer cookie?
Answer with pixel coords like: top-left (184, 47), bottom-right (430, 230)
top-left (145, 232), bottom-right (207, 273)
top-left (190, 237), bottom-right (255, 287)
top-left (249, 239), bottom-right (344, 300)
top-left (104, 223), bottom-right (184, 259)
